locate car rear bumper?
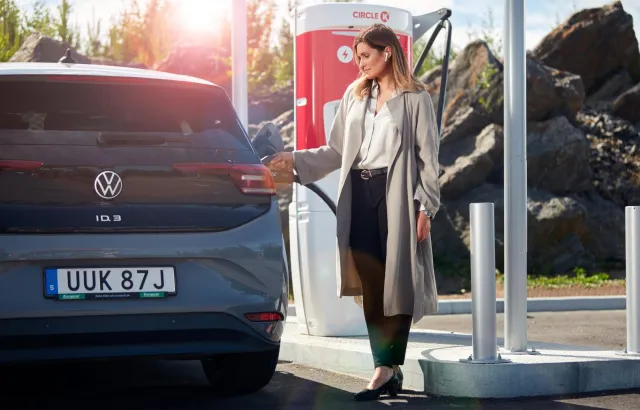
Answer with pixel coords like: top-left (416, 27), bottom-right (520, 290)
top-left (0, 312), bottom-right (282, 363)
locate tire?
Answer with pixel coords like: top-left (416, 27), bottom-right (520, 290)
top-left (201, 345), bottom-right (280, 396)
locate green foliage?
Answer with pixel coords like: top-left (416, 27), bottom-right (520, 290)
top-left (477, 63), bottom-right (499, 110)
top-left (412, 37), bottom-right (459, 79)
top-left (272, 15), bottom-right (293, 89)
top-left (496, 267), bottom-right (624, 289)
top-left (0, 0), bottom-right (80, 62)
top-left (24, 1), bottom-right (56, 38)
top-left (56, 0), bottom-right (73, 45)
top-left (0, 0), bottom-right (22, 62)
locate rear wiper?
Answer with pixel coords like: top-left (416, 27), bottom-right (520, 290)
top-left (97, 132), bottom-right (192, 146)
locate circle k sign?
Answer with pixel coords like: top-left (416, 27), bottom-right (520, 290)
top-left (352, 10), bottom-right (391, 23)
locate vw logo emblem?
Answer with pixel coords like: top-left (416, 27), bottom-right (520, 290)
top-left (94, 171), bottom-right (123, 200)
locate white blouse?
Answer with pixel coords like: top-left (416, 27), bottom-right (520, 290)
top-left (352, 80), bottom-right (398, 170)
top-left (351, 80), bottom-right (427, 214)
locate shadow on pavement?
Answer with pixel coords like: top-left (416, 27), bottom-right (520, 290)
top-left (0, 359), bottom-right (635, 409)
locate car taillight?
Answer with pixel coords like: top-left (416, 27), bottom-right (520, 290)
top-left (172, 162), bottom-right (276, 196)
top-left (244, 312), bottom-right (284, 322)
top-left (229, 164), bottom-right (276, 195)
top-left (0, 160), bottom-right (43, 171)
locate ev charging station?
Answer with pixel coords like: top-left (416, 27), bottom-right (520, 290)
top-left (288, 2), bottom-right (452, 337)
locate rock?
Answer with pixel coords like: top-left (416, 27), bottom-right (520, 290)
top-left (249, 81), bottom-right (294, 125)
top-left (472, 57), bottom-right (585, 125)
top-left (10, 33), bottom-right (90, 64)
top-left (532, 1), bottom-right (640, 94)
top-left (527, 116), bottom-right (592, 193)
top-left (526, 189), bottom-right (592, 273)
top-left (424, 41), bottom-right (502, 127)
top-left (9, 33), bottom-right (147, 68)
top-left (586, 69), bottom-right (634, 107)
top-left (430, 203), bottom-right (469, 262)
top-left (444, 184), bottom-right (593, 273)
top-left (440, 107), bottom-right (492, 160)
top-left (572, 191), bottom-right (626, 262)
top-left (575, 107), bottom-right (640, 207)
top-left (576, 107), bottom-right (640, 141)
top-left (439, 124), bottom-right (503, 200)
top-left (612, 82), bottom-right (640, 124)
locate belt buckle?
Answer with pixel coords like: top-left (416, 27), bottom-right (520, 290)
top-left (361, 169), bottom-right (372, 180)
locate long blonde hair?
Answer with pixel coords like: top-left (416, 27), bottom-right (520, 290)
top-left (351, 23), bottom-right (426, 99)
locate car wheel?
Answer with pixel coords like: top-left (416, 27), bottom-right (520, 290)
top-left (201, 345), bottom-right (280, 396)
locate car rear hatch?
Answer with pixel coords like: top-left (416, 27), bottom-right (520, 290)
top-left (0, 74), bottom-right (276, 234)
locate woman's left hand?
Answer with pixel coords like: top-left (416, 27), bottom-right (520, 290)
top-left (417, 212), bottom-right (431, 243)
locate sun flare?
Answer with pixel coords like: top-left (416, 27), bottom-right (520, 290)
top-left (177, 0), bottom-right (230, 33)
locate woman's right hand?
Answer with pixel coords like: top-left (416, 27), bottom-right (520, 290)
top-left (264, 152), bottom-right (295, 183)
top-left (265, 152), bottom-right (294, 173)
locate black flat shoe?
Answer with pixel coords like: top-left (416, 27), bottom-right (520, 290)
top-left (353, 373), bottom-right (399, 401)
top-left (396, 368), bottom-right (404, 392)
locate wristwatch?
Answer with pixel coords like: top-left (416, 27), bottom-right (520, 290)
top-left (424, 210), bottom-right (433, 219)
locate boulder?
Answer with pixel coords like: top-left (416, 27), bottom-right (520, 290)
top-left (612, 82), bottom-right (640, 124)
top-left (532, 0), bottom-right (640, 94)
top-left (439, 124), bottom-right (503, 200)
top-left (471, 56), bottom-right (585, 125)
top-left (439, 106), bottom-right (492, 155)
top-left (586, 69), bottom-right (635, 108)
top-left (441, 184), bottom-right (603, 273)
top-left (10, 33), bottom-right (90, 64)
top-left (572, 191), bottom-right (626, 263)
top-left (422, 41), bottom-right (502, 127)
top-left (9, 33), bottom-right (147, 68)
top-left (249, 81), bottom-right (294, 125)
top-left (526, 116), bottom-right (592, 194)
top-left (576, 107), bottom-right (640, 207)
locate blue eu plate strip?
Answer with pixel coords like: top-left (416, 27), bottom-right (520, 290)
top-left (45, 269), bottom-right (58, 295)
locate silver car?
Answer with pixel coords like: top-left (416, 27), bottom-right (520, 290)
top-left (0, 62), bottom-right (289, 396)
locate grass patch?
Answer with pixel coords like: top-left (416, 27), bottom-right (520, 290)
top-left (496, 267), bottom-right (625, 289)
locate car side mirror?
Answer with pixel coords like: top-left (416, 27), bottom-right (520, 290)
top-left (251, 123), bottom-right (285, 161)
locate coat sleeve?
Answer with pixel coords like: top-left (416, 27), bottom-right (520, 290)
top-left (291, 87), bottom-right (350, 185)
top-left (413, 91), bottom-right (441, 218)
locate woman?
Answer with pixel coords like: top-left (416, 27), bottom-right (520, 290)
top-left (267, 23), bottom-right (440, 401)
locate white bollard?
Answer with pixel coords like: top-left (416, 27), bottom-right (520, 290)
top-left (624, 206), bottom-right (640, 355)
top-left (460, 203), bottom-right (510, 364)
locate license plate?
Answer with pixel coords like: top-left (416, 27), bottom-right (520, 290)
top-left (44, 267), bottom-right (176, 300)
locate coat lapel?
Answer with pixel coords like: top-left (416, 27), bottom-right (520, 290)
top-left (338, 95), bottom-right (368, 195)
top-left (385, 92), bottom-right (409, 169)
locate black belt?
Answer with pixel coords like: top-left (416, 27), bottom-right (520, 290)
top-left (353, 168), bottom-right (387, 180)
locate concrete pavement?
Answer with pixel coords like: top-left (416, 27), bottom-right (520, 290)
top-left (416, 310), bottom-right (627, 350)
top-left (281, 309), bottom-right (640, 398)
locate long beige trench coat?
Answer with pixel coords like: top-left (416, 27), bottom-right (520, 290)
top-left (292, 82), bottom-right (441, 324)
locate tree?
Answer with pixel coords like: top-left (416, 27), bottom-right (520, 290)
top-left (246, 0), bottom-right (276, 91)
top-left (272, 9), bottom-right (293, 88)
top-left (23, 0), bottom-right (56, 38)
top-left (56, 0), bottom-right (74, 45)
top-left (0, 0), bottom-right (23, 61)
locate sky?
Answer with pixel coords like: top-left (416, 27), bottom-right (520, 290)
top-left (13, 0), bottom-right (640, 54)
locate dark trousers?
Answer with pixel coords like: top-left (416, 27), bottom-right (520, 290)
top-left (349, 169), bottom-right (412, 368)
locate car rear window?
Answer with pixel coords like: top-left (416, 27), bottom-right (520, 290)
top-left (0, 77), bottom-right (250, 147)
